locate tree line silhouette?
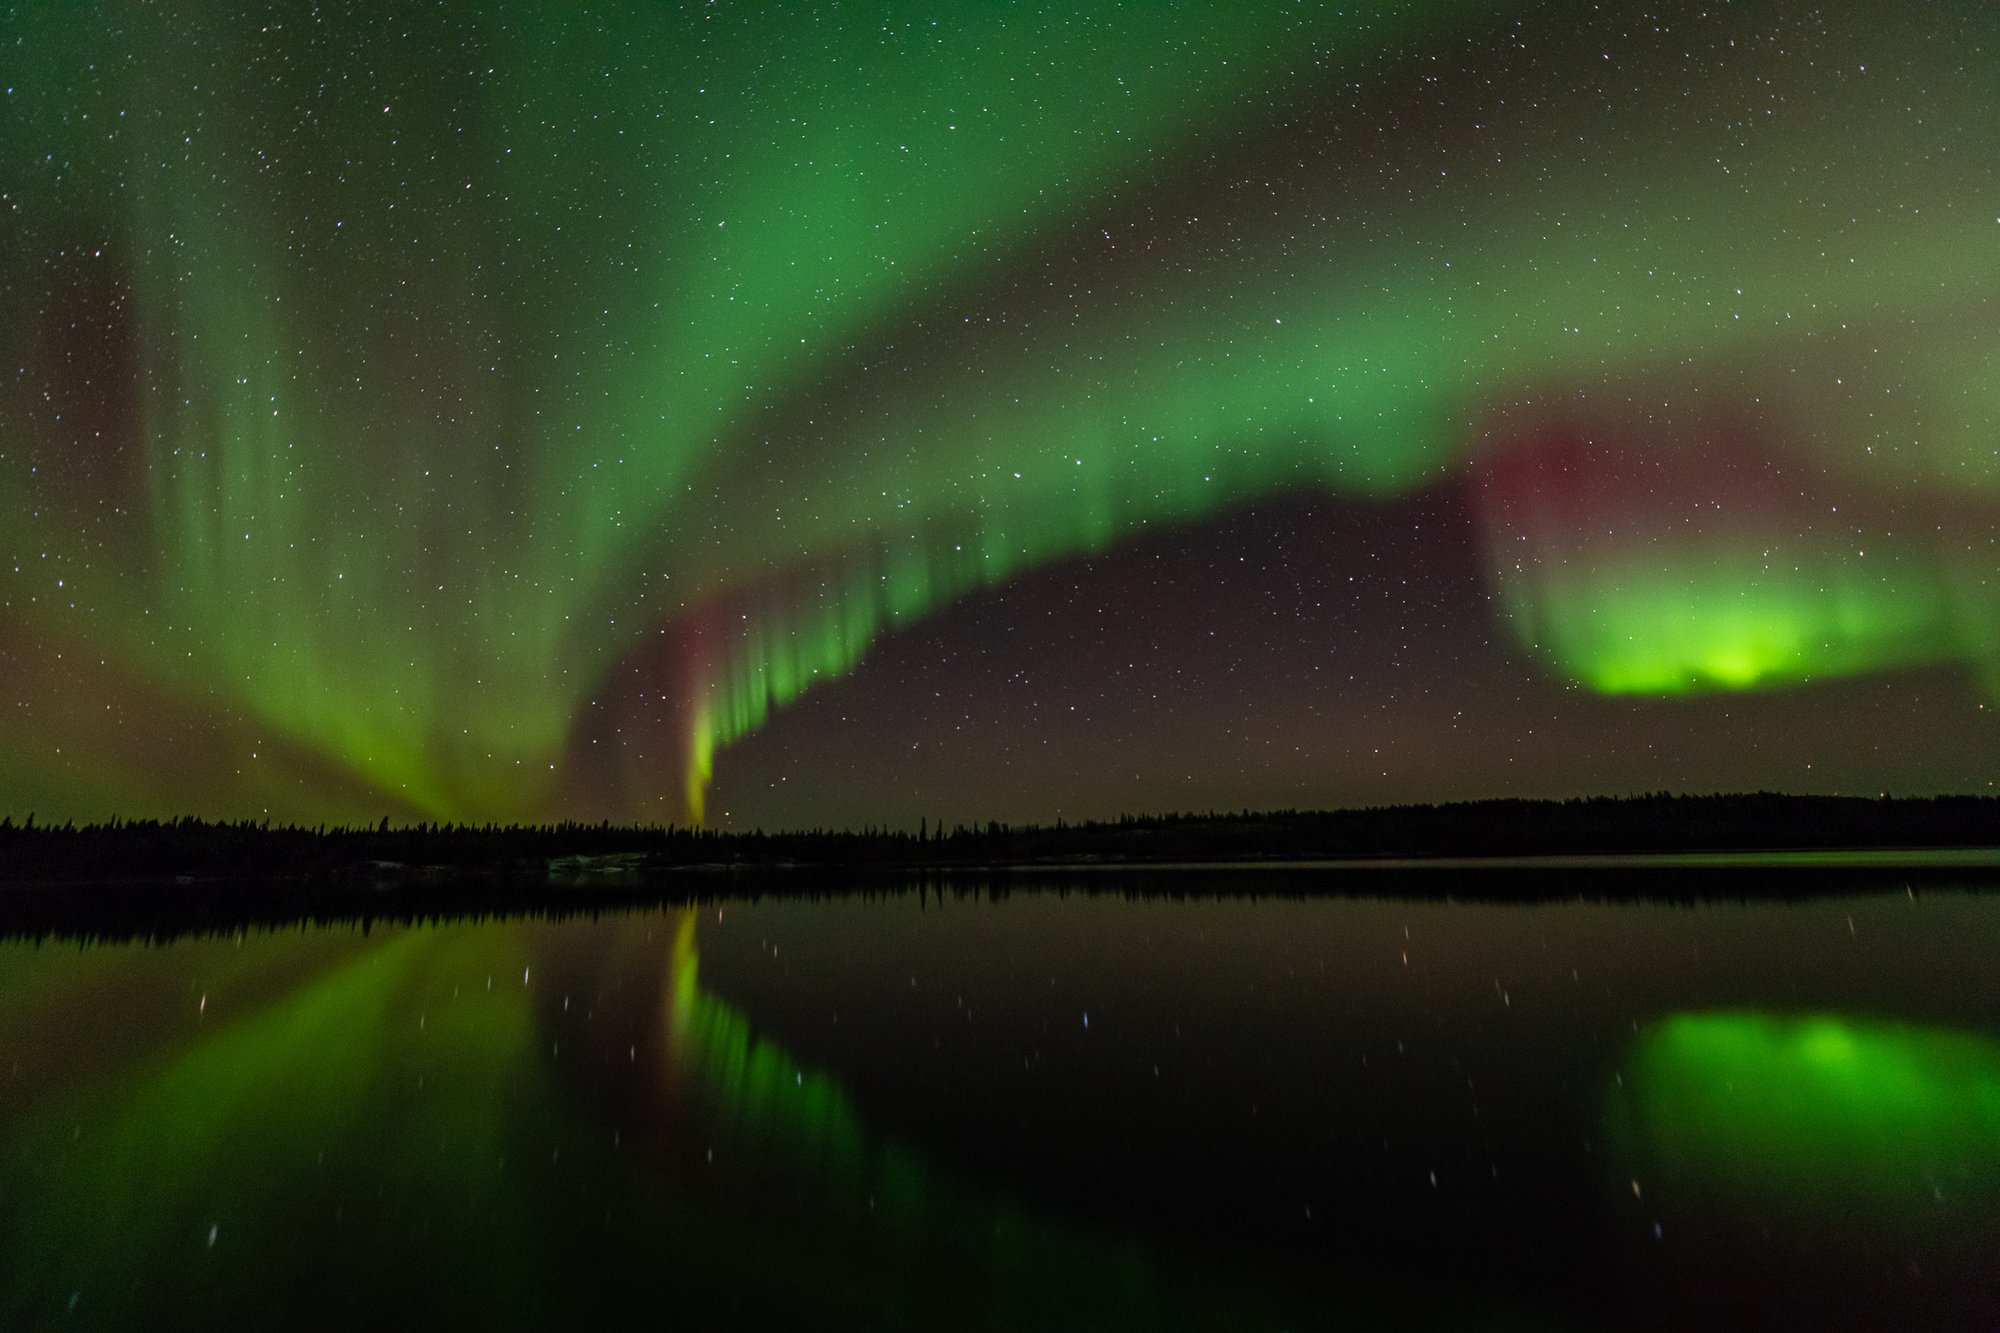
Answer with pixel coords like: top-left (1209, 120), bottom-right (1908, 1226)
top-left (1, 792), bottom-right (1995, 885)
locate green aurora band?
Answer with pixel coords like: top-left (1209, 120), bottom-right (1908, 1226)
top-left (3, 1), bottom-right (1996, 822)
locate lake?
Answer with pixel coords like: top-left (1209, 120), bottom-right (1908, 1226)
top-left (3, 871), bottom-right (1997, 1330)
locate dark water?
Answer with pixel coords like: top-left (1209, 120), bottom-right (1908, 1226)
top-left (3, 875), bottom-right (1999, 1330)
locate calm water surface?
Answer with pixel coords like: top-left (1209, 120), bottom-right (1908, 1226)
top-left (3, 876), bottom-right (1998, 1330)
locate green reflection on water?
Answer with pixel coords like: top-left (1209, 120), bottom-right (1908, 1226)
top-left (0, 914), bottom-right (1380, 1331)
top-left (666, 909), bottom-right (874, 1203)
top-left (0, 929), bottom-right (554, 1327)
top-left (656, 910), bottom-right (1286, 1328)
top-left (1610, 1012), bottom-right (2000, 1230)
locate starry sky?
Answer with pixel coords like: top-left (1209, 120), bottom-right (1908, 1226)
top-left (3, 0), bottom-right (1996, 829)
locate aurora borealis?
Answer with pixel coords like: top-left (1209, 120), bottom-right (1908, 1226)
top-left (4, 1), bottom-right (1997, 827)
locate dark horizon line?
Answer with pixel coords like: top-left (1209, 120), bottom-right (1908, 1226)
top-left (1, 791), bottom-right (1997, 887)
top-left (5, 787), bottom-right (1998, 841)
top-left (3, 791), bottom-right (1996, 944)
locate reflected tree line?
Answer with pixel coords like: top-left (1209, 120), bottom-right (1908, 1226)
top-left (0, 793), bottom-right (1994, 943)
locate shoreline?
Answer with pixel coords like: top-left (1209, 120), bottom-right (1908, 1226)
top-left (0, 842), bottom-right (1996, 892)
top-left (1, 846), bottom-right (1996, 945)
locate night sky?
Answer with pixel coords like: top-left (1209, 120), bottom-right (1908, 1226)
top-left (3, 1), bottom-right (1995, 829)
